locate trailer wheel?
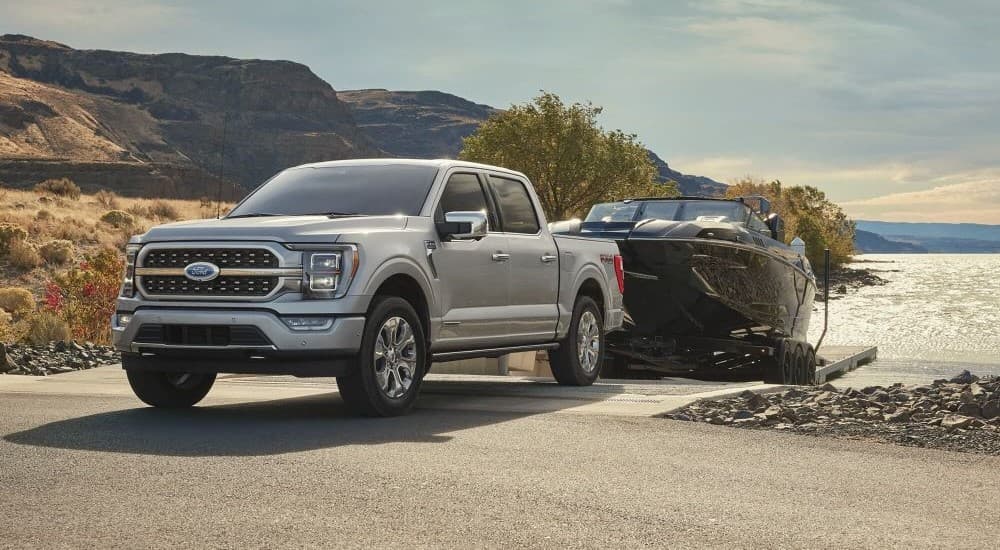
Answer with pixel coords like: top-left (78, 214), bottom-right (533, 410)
top-left (803, 344), bottom-right (817, 386)
top-left (780, 340), bottom-right (796, 384)
top-left (762, 339), bottom-right (791, 384)
top-left (550, 296), bottom-right (604, 386)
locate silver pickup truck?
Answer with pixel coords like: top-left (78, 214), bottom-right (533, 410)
top-left (112, 159), bottom-right (624, 416)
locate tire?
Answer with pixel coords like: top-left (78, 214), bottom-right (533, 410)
top-left (337, 295), bottom-right (426, 417)
top-left (549, 296), bottom-right (604, 386)
top-left (764, 339), bottom-right (796, 384)
top-left (126, 370), bottom-right (216, 408)
top-left (792, 342), bottom-right (807, 385)
top-left (803, 344), bottom-right (817, 386)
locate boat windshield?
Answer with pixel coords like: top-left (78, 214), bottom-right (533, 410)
top-left (585, 200), bottom-right (749, 224)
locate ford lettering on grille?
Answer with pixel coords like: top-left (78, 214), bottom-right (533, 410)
top-left (183, 262), bottom-right (221, 282)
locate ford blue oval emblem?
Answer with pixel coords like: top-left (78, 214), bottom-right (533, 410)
top-left (184, 261), bottom-right (220, 282)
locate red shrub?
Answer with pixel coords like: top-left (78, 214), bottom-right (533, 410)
top-left (46, 248), bottom-right (123, 344)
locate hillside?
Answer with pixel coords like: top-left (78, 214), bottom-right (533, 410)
top-left (854, 229), bottom-right (927, 253)
top-left (856, 220), bottom-right (1000, 253)
top-left (0, 34), bottom-right (379, 196)
top-left (1, 34), bottom-right (726, 199)
top-left (339, 89), bottom-right (727, 196)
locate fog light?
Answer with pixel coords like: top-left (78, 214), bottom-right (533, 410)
top-left (116, 313), bottom-right (133, 327)
top-left (282, 317), bottom-right (334, 331)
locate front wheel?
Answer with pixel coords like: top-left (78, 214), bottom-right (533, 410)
top-left (126, 370), bottom-right (216, 408)
top-left (549, 296), bottom-right (604, 386)
top-left (337, 296), bottom-right (426, 417)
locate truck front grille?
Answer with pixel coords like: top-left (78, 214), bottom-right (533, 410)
top-left (143, 248), bottom-right (279, 269)
top-left (140, 275), bottom-right (278, 296)
top-left (134, 324), bottom-right (272, 347)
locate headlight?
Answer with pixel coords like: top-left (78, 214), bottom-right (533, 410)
top-left (120, 243), bottom-right (141, 297)
top-left (300, 245), bottom-right (358, 299)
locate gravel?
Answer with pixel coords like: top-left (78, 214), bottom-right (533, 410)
top-left (0, 341), bottom-right (119, 376)
top-left (665, 370), bottom-right (1000, 455)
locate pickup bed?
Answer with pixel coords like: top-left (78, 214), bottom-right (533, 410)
top-left (112, 159), bottom-right (624, 416)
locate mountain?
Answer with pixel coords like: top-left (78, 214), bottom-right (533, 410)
top-left (645, 150), bottom-right (728, 197)
top-left (339, 89), bottom-right (727, 196)
top-left (855, 220), bottom-right (1000, 253)
top-left (856, 220), bottom-right (1000, 242)
top-left (0, 34), bottom-right (379, 197)
top-left (854, 229), bottom-right (927, 253)
top-left (338, 89), bottom-right (497, 159)
top-left (1, 34), bottom-right (726, 199)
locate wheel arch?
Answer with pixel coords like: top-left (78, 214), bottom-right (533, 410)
top-left (371, 273), bottom-right (431, 345)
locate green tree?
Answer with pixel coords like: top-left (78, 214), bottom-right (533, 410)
top-left (726, 177), bottom-right (855, 269)
top-left (459, 92), bottom-right (675, 221)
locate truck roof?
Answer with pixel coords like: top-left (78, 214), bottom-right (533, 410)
top-left (293, 158), bottom-right (529, 180)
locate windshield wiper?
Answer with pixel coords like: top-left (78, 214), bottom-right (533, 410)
top-left (320, 212), bottom-right (365, 218)
top-left (225, 213), bottom-right (285, 219)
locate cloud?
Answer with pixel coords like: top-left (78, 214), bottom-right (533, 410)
top-left (6, 1), bottom-right (184, 37)
top-left (841, 175), bottom-right (1000, 224)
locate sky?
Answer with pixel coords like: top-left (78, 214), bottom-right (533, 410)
top-left (6, 0), bottom-right (1000, 223)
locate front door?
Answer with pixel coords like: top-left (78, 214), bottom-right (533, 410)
top-left (431, 172), bottom-right (510, 350)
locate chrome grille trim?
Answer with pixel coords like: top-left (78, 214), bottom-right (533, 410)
top-left (136, 242), bottom-right (302, 301)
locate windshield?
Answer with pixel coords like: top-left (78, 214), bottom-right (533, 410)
top-left (227, 164), bottom-right (439, 218)
top-left (584, 202), bottom-right (640, 222)
top-left (585, 200), bottom-right (749, 224)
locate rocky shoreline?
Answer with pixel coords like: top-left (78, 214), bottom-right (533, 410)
top-left (0, 341), bottom-right (119, 376)
top-left (817, 266), bottom-right (887, 299)
top-left (665, 371), bottom-right (1000, 455)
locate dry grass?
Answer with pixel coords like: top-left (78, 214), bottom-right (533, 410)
top-left (0, 187), bottom-right (233, 300)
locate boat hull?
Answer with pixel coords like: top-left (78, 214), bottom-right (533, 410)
top-left (619, 238), bottom-right (815, 341)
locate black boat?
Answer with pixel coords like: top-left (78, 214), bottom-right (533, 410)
top-left (551, 196), bottom-right (819, 384)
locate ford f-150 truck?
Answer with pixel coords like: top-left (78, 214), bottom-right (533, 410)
top-left (112, 159), bottom-right (624, 416)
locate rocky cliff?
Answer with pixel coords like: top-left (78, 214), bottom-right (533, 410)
top-left (1, 34), bottom-right (726, 199)
top-left (339, 89), bottom-right (727, 196)
top-left (0, 34), bottom-right (379, 196)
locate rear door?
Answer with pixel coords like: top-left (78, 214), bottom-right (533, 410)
top-left (486, 173), bottom-right (560, 342)
top-left (430, 171), bottom-right (510, 349)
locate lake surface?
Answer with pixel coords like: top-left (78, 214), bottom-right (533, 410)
top-left (807, 254), bottom-right (1000, 370)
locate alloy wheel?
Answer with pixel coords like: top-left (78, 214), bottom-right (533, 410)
top-left (373, 316), bottom-right (419, 399)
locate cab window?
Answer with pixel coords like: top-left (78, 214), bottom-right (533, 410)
top-left (436, 173), bottom-right (493, 228)
top-left (490, 176), bottom-right (540, 234)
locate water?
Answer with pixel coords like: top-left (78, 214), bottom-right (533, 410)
top-left (807, 254), bottom-right (1000, 370)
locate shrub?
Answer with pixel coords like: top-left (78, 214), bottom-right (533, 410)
top-left (7, 239), bottom-right (42, 269)
top-left (94, 189), bottom-right (119, 209)
top-left (100, 210), bottom-right (135, 229)
top-left (146, 199), bottom-right (180, 220)
top-left (0, 287), bottom-right (35, 317)
top-left (35, 208), bottom-right (53, 221)
top-left (0, 309), bottom-right (16, 343)
top-left (35, 178), bottom-right (81, 199)
top-left (51, 217), bottom-right (94, 243)
top-left (0, 222), bottom-right (28, 254)
top-left (39, 239), bottom-right (75, 265)
top-left (24, 311), bottom-right (71, 345)
top-left (45, 248), bottom-right (123, 344)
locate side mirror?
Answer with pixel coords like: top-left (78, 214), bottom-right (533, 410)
top-left (437, 211), bottom-right (488, 240)
top-left (766, 213), bottom-right (785, 242)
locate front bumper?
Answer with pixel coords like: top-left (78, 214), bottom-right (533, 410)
top-left (112, 308), bottom-right (366, 376)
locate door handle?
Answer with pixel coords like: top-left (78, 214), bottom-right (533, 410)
top-left (540, 254), bottom-right (558, 263)
top-left (491, 252), bottom-right (510, 262)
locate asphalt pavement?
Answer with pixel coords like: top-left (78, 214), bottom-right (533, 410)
top-left (2, 368), bottom-right (999, 548)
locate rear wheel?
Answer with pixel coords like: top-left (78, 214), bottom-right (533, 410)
top-left (126, 370), bottom-right (216, 408)
top-left (802, 344), bottom-right (817, 386)
top-left (550, 296), bottom-right (604, 386)
top-left (337, 296), bottom-right (426, 417)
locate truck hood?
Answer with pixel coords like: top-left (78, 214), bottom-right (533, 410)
top-left (136, 215), bottom-right (409, 244)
